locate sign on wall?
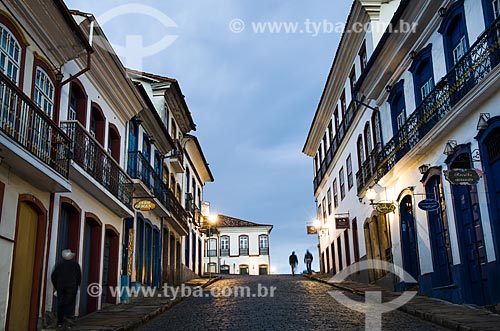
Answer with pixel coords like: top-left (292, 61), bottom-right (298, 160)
top-left (335, 217), bottom-right (350, 229)
top-left (134, 200), bottom-right (156, 211)
top-left (418, 199), bottom-right (440, 212)
top-left (307, 226), bottom-right (318, 235)
top-left (444, 169), bottom-right (481, 185)
top-left (375, 203), bottom-right (396, 214)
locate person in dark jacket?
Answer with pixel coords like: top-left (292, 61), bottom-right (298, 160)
top-left (304, 250), bottom-right (314, 274)
top-left (51, 249), bottom-right (81, 327)
top-left (289, 251), bottom-right (299, 276)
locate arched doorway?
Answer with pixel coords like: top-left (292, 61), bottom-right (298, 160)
top-left (80, 214), bottom-right (102, 315)
top-left (477, 119), bottom-right (500, 257)
top-left (400, 195), bottom-right (420, 281)
top-left (102, 226), bottom-right (119, 305)
top-left (57, 199), bottom-right (81, 262)
top-left (446, 147), bottom-right (487, 305)
top-left (422, 171), bottom-right (453, 288)
top-left (364, 213), bottom-right (391, 282)
top-left (7, 196), bottom-right (47, 331)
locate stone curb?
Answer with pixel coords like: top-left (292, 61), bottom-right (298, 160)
top-left (304, 274), bottom-right (500, 331)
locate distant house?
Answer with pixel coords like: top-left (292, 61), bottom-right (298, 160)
top-left (203, 215), bottom-right (272, 275)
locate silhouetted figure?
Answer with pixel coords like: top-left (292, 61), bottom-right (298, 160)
top-left (304, 250), bottom-right (313, 274)
top-left (289, 251), bottom-right (299, 276)
top-left (51, 249), bottom-right (81, 328)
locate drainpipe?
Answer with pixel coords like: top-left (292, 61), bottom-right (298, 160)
top-left (59, 18), bottom-right (94, 87)
top-left (41, 192), bottom-right (55, 327)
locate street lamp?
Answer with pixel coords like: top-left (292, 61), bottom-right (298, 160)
top-left (208, 214), bottom-right (218, 279)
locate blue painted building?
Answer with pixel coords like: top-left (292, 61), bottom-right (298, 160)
top-left (304, 0), bottom-right (500, 306)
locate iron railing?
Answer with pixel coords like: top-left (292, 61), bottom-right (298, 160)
top-left (239, 248), bottom-right (249, 256)
top-left (357, 17), bottom-right (500, 193)
top-left (127, 151), bottom-right (188, 223)
top-left (207, 249), bottom-right (217, 257)
top-left (259, 247), bottom-right (269, 255)
top-left (60, 120), bottom-right (133, 208)
top-left (0, 72), bottom-right (70, 177)
top-left (314, 99), bottom-right (359, 192)
top-left (220, 248), bottom-right (229, 256)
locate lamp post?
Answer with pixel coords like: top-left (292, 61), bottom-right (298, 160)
top-left (208, 214), bottom-right (218, 279)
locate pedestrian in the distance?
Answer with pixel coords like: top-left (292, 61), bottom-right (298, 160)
top-left (289, 251), bottom-right (299, 276)
top-left (304, 250), bottom-right (313, 274)
top-left (51, 249), bottom-right (81, 328)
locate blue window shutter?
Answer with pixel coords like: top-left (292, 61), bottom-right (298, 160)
top-left (388, 79), bottom-right (406, 137)
top-left (409, 44), bottom-right (434, 107)
top-left (438, 0), bottom-right (470, 71)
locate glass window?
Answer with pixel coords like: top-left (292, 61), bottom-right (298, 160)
top-left (420, 78), bottom-right (433, 101)
top-left (346, 155), bottom-right (353, 190)
top-left (452, 36), bottom-right (467, 65)
top-left (239, 236), bottom-right (248, 249)
top-left (322, 197), bottom-right (327, 223)
top-left (494, 0), bottom-right (500, 18)
top-left (359, 40), bottom-right (367, 72)
top-left (327, 188), bottom-right (332, 215)
top-left (357, 136), bottom-right (365, 169)
top-left (333, 179), bottom-right (339, 208)
top-left (340, 90), bottom-right (347, 116)
top-left (259, 235), bottom-right (268, 248)
top-left (0, 24), bottom-right (21, 84)
top-left (221, 236), bottom-right (229, 251)
top-left (364, 123), bottom-right (372, 157)
top-left (397, 110), bottom-right (407, 130)
top-left (33, 67), bottom-right (54, 118)
top-left (339, 167), bottom-right (345, 200)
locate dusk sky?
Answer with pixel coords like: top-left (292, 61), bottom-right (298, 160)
top-left (66, 0), bottom-right (353, 274)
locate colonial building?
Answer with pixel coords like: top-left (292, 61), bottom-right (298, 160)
top-left (203, 215), bottom-right (272, 275)
top-left (0, 1), bottom-right (214, 329)
top-left (126, 69), bottom-right (214, 286)
top-left (303, 0), bottom-right (500, 305)
top-left (0, 1), bottom-right (94, 330)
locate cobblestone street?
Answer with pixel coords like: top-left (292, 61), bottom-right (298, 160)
top-left (137, 275), bottom-right (448, 331)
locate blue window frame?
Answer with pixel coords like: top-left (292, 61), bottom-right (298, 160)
top-left (142, 133), bottom-right (151, 162)
top-left (438, 0), bottom-right (470, 72)
top-left (409, 44), bottom-right (434, 107)
top-left (482, 0), bottom-right (500, 26)
top-left (387, 79), bottom-right (406, 136)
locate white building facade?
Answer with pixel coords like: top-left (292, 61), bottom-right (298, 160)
top-left (0, 1), bottom-right (214, 330)
top-left (203, 215), bottom-right (272, 275)
top-left (304, 0), bottom-right (500, 305)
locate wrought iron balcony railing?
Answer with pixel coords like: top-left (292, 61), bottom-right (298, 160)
top-left (127, 151), bottom-right (188, 224)
top-left (314, 99), bottom-right (359, 192)
top-left (357, 17), bottom-right (500, 193)
top-left (239, 248), bottom-right (249, 256)
top-left (207, 249), bottom-right (217, 257)
top-left (60, 120), bottom-right (133, 208)
top-left (0, 72), bottom-right (70, 177)
top-left (259, 247), bottom-right (269, 255)
top-left (220, 248), bottom-right (229, 256)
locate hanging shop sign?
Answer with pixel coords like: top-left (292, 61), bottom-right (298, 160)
top-left (335, 217), bottom-right (350, 229)
top-left (444, 169), bottom-right (481, 185)
top-left (418, 199), bottom-right (440, 212)
top-left (307, 226), bottom-right (318, 235)
top-left (134, 200), bottom-right (156, 211)
top-left (376, 202), bottom-right (396, 214)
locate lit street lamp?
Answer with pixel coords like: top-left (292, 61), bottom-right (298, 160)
top-left (208, 214), bottom-right (218, 279)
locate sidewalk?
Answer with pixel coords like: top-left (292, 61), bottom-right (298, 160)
top-left (305, 273), bottom-right (500, 331)
top-left (42, 277), bottom-right (220, 331)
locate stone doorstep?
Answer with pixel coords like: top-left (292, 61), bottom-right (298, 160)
top-left (42, 277), bottom-right (221, 331)
top-left (305, 274), bottom-right (500, 331)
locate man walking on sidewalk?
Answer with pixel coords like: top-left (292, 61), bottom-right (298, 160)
top-left (304, 250), bottom-right (313, 274)
top-left (51, 249), bottom-right (81, 328)
top-left (289, 251), bottom-right (299, 276)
